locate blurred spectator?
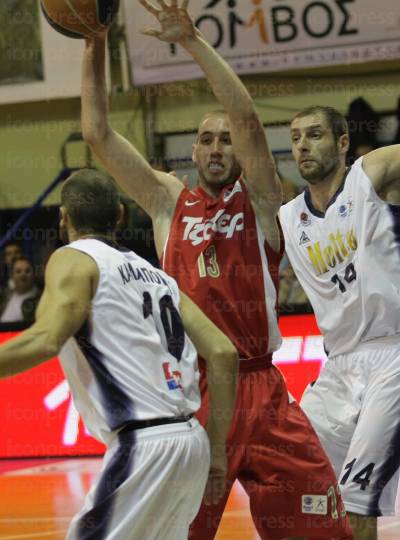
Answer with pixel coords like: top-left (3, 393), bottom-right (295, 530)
top-left (1, 242), bottom-right (24, 290)
top-left (281, 177), bottom-right (299, 205)
top-left (0, 258), bottom-right (41, 324)
top-left (347, 97), bottom-right (379, 164)
top-left (353, 143), bottom-right (375, 159)
top-left (276, 162), bottom-right (300, 205)
top-left (279, 262), bottom-right (312, 314)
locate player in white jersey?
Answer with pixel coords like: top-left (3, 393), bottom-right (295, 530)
top-left (279, 105), bottom-right (400, 540)
top-left (0, 169), bottom-right (238, 540)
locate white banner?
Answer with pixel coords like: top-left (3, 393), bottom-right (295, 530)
top-left (0, 0), bottom-right (84, 104)
top-left (124, 0), bottom-right (400, 86)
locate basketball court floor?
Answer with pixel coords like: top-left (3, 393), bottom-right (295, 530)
top-left (0, 457), bottom-right (399, 539)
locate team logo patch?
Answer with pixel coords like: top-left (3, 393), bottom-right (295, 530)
top-left (299, 231), bottom-right (310, 245)
top-left (338, 199), bottom-right (353, 218)
top-left (300, 212), bottom-right (311, 227)
top-left (163, 362), bottom-right (182, 390)
top-left (301, 494), bottom-right (328, 515)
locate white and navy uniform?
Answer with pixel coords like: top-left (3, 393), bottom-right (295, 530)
top-left (280, 156), bottom-right (400, 517)
top-left (60, 238), bottom-right (209, 540)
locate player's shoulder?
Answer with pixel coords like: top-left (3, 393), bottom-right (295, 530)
top-left (346, 157), bottom-right (371, 186)
top-left (46, 245), bottom-right (98, 282)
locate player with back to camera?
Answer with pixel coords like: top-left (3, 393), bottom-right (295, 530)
top-left (80, 1), bottom-right (353, 539)
top-left (0, 169), bottom-right (239, 540)
top-left (279, 105), bottom-right (400, 540)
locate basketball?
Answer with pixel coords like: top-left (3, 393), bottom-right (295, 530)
top-left (40, 0), bottom-right (120, 39)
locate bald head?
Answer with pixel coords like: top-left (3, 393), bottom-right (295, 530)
top-left (197, 110), bottom-right (229, 140)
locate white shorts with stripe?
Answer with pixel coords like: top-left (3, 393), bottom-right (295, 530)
top-left (67, 417), bottom-right (210, 540)
top-left (301, 336), bottom-right (400, 517)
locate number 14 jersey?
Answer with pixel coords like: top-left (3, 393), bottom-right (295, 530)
top-left (162, 178), bottom-right (283, 362)
top-left (279, 157), bottom-right (400, 357)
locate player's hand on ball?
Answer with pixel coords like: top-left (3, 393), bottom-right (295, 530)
top-left (139, 0), bottom-right (197, 43)
top-left (204, 446), bottom-right (227, 506)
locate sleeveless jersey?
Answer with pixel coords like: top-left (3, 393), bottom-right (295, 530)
top-left (162, 178), bottom-right (283, 361)
top-left (58, 238), bottom-right (200, 445)
top-left (279, 157), bottom-right (400, 357)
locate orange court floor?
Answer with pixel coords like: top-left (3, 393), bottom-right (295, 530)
top-left (0, 457), bottom-right (399, 539)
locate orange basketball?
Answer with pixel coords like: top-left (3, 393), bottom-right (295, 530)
top-left (40, 0), bottom-right (120, 39)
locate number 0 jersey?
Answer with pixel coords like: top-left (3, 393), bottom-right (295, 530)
top-left (279, 157), bottom-right (400, 357)
top-left (58, 238), bottom-right (200, 445)
top-left (162, 178), bottom-right (283, 362)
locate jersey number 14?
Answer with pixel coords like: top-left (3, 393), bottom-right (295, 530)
top-left (331, 262), bottom-right (357, 293)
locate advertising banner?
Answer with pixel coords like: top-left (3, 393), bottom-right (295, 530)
top-left (124, 0), bottom-right (400, 85)
top-left (0, 314), bottom-right (326, 457)
top-left (0, 0), bottom-right (84, 104)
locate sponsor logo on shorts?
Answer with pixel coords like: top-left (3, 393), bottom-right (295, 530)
top-left (301, 494), bottom-right (328, 515)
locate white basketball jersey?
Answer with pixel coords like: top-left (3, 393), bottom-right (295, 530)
top-left (279, 157), bottom-right (400, 357)
top-left (58, 238), bottom-right (200, 445)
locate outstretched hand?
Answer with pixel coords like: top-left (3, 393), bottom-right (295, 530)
top-left (138, 0), bottom-right (197, 43)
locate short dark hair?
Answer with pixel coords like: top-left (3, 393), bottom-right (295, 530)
top-left (11, 256), bottom-right (33, 272)
top-left (61, 169), bottom-right (120, 234)
top-left (292, 106), bottom-right (349, 142)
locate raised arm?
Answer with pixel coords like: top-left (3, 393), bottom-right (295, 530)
top-left (362, 144), bottom-right (400, 197)
top-left (81, 35), bottom-right (183, 252)
top-left (179, 291), bottom-right (238, 505)
top-left (0, 249), bottom-right (95, 378)
top-left (139, 0), bottom-right (282, 250)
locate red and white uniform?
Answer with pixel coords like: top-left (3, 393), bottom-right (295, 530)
top-left (163, 179), bottom-right (352, 540)
top-left (163, 178), bottom-right (282, 362)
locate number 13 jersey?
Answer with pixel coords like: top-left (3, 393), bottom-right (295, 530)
top-left (279, 157), bottom-right (400, 357)
top-left (162, 178), bottom-right (283, 362)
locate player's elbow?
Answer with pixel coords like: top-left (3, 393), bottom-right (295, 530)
top-left (82, 120), bottom-right (110, 149)
top-left (44, 337), bottom-right (61, 360)
top-left (236, 108), bottom-right (264, 133)
top-left (208, 343), bottom-right (239, 378)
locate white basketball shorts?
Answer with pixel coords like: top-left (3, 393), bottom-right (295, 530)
top-left (67, 417), bottom-right (210, 540)
top-left (301, 336), bottom-right (400, 517)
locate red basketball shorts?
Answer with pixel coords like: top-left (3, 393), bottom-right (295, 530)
top-left (190, 361), bottom-right (353, 540)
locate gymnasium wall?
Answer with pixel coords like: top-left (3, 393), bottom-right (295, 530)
top-left (0, 62), bottom-right (399, 209)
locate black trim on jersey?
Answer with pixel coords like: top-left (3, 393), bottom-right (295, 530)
top-left (90, 236), bottom-right (131, 253)
top-left (388, 204), bottom-right (400, 254)
top-left (367, 419), bottom-right (400, 517)
top-left (75, 320), bottom-right (134, 431)
top-left (76, 429), bottom-right (136, 540)
top-left (304, 167), bottom-right (352, 218)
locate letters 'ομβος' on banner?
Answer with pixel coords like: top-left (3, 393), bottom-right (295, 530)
top-left (124, 0), bottom-right (400, 86)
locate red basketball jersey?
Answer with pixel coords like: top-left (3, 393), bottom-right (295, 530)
top-left (162, 179), bottom-right (283, 362)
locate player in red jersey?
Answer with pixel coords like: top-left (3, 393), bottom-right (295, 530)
top-left (80, 1), bottom-right (352, 538)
